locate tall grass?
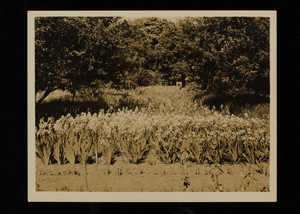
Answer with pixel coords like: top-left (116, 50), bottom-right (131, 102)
top-left (36, 86), bottom-right (269, 125)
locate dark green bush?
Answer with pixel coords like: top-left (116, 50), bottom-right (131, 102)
top-left (200, 93), bottom-right (269, 116)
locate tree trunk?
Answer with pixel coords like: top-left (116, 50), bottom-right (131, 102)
top-left (181, 74), bottom-right (186, 88)
top-left (92, 87), bottom-right (97, 98)
top-left (72, 91), bottom-right (76, 102)
top-left (36, 88), bottom-right (55, 105)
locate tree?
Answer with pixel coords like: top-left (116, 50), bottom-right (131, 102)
top-left (35, 16), bottom-right (270, 103)
top-left (177, 17), bottom-right (270, 97)
top-left (35, 17), bottom-right (122, 104)
top-left (127, 18), bottom-right (179, 85)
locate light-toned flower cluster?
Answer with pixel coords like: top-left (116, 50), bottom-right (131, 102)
top-left (36, 104), bottom-right (270, 165)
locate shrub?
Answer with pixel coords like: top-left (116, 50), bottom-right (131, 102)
top-left (200, 93), bottom-right (269, 116)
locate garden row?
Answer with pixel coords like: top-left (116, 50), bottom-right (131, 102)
top-left (36, 108), bottom-right (270, 166)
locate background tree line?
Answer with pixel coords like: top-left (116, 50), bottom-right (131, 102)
top-left (35, 16), bottom-right (270, 104)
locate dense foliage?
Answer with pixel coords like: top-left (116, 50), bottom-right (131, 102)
top-left (35, 17), bottom-right (270, 103)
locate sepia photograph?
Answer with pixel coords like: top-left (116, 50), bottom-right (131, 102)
top-left (27, 11), bottom-right (277, 202)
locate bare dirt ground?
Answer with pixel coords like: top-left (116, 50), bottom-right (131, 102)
top-left (36, 158), bottom-right (269, 192)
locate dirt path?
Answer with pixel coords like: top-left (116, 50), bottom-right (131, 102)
top-left (36, 158), bottom-right (269, 192)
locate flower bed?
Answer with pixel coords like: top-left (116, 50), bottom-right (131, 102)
top-left (36, 108), bottom-right (269, 166)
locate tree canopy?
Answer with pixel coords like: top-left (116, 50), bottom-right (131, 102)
top-left (35, 16), bottom-right (270, 103)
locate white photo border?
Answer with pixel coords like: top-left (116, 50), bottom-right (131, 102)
top-left (28, 10), bottom-right (277, 202)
